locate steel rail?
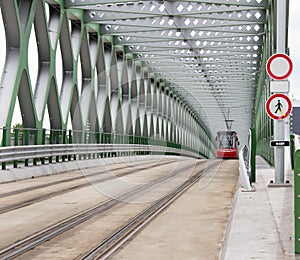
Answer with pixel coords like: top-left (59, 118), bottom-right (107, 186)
top-left (0, 159), bottom-right (175, 199)
top-left (0, 160), bottom-right (176, 214)
top-left (0, 160), bottom-right (205, 260)
top-left (80, 161), bottom-right (219, 260)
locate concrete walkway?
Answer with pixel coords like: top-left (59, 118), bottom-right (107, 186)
top-left (221, 156), bottom-right (295, 260)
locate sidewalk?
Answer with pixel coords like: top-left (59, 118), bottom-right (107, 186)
top-left (221, 156), bottom-right (295, 259)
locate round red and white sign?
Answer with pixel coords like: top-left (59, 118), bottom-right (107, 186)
top-left (266, 93), bottom-right (292, 120)
top-left (266, 53), bottom-right (293, 80)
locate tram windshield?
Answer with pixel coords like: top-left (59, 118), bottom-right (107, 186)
top-left (217, 131), bottom-right (236, 149)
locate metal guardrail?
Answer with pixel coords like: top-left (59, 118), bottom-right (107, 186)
top-left (0, 143), bottom-right (202, 170)
top-left (293, 135), bottom-right (300, 253)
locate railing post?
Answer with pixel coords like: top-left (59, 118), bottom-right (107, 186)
top-left (13, 129), bottom-right (19, 168)
top-left (62, 130), bottom-right (66, 144)
top-left (96, 131), bottom-right (100, 144)
top-left (250, 128), bottom-right (256, 183)
top-left (105, 133), bottom-right (111, 157)
top-left (100, 132), bottom-right (104, 157)
top-left (79, 131), bottom-right (82, 160)
top-left (49, 130), bottom-right (53, 163)
top-left (84, 130), bottom-right (88, 145)
top-left (49, 130), bottom-right (53, 144)
top-left (294, 148), bottom-right (300, 253)
top-left (138, 136), bottom-right (142, 155)
top-left (24, 129), bottom-right (29, 166)
top-left (111, 133), bottom-right (115, 157)
top-left (2, 127), bottom-right (9, 170)
top-left (68, 130), bottom-right (73, 161)
top-left (291, 135), bottom-right (295, 170)
top-left (34, 128), bottom-right (38, 144)
top-left (40, 129), bottom-right (46, 164)
top-left (62, 130), bottom-right (67, 162)
top-left (129, 135), bottom-right (133, 144)
top-left (42, 128), bottom-right (46, 144)
top-left (33, 129), bottom-right (38, 166)
top-left (14, 129), bottom-right (19, 146)
top-left (56, 130), bottom-right (60, 162)
top-left (56, 130), bottom-right (60, 144)
top-left (142, 137), bottom-right (145, 155)
top-left (68, 129), bottom-right (73, 144)
top-left (93, 131), bottom-right (97, 158)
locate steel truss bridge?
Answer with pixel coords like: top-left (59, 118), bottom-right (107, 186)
top-left (0, 0), bottom-right (288, 166)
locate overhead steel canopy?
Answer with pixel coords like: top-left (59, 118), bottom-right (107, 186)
top-left (65, 0), bottom-right (268, 142)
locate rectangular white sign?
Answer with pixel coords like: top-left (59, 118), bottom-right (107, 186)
top-left (270, 80), bottom-right (290, 93)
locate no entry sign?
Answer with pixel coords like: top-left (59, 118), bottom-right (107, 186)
top-left (266, 53), bottom-right (293, 80)
top-left (266, 93), bottom-right (292, 120)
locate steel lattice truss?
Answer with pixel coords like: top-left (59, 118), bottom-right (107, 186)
top-left (0, 0), bottom-right (272, 157)
top-left (66, 0), bottom-right (268, 144)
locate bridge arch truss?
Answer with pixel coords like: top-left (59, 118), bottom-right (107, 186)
top-left (0, 0), bottom-right (285, 162)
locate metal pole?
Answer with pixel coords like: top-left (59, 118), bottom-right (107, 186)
top-left (273, 0), bottom-right (287, 183)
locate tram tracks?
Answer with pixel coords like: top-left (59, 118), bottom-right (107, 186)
top-left (80, 161), bottom-right (219, 259)
top-left (0, 160), bottom-right (208, 260)
top-left (0, 159), bottom-right (170, 199)
top-left (0, 159), bottom-right (176, 214)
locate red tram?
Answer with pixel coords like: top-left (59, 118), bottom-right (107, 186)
top-left (216, 130), bottom-right (239, 159)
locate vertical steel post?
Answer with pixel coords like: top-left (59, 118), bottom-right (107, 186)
top-left (68, 130), bottom-right (73, 161)
top-left (273, 0), bottom-right (287, 183)
top-left (24, 129), bottom-right (29, 166)
top-left (56, 130), bottom-right (60, 162)
top-left (49, 130), bottom-right (53, 163)
top-left (41, 129), bottom-right (46, 164)
top-left (1, 127), bottom-right (8, 170)
top-left (290, 135), bottom-right (295, 170)
top-left (62, 130), bottom-right (66, 162)
top-left (13, 129), bottom-right (19, 168)
top-left (250, 128), bottom-right (256, 183)
top-left (33, 129), bottom-right (38, 166)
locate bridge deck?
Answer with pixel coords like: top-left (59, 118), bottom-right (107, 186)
top-left (0, 156), bottom-right (238, 259)
top-left (0, 156), bottom-right (293, 259)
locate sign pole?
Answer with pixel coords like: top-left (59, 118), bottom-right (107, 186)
top-left (274, 0), bottom-right (287, 183)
